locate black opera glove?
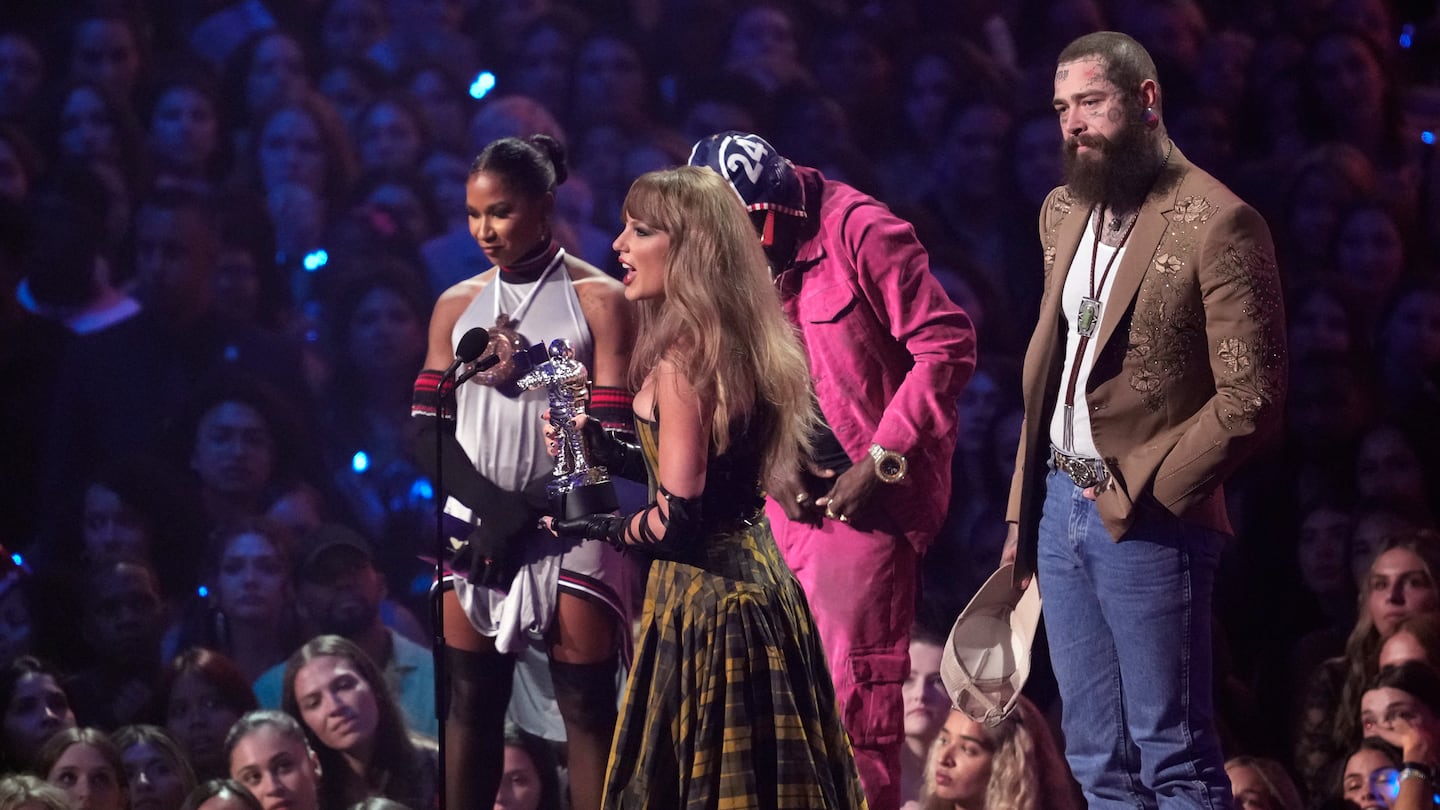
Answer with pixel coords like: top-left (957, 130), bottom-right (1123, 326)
top-left (579, 419), bottom-right (648, 483)
top-left (453, 478), bottom-right (550, 588)
top-left (550, 485), bottom-right (704, 558)
top-left (549, 513), bottom-right (628, 552)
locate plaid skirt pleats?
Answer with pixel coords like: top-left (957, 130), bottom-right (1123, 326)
top-left (603, 521), bottom-right (868, 810)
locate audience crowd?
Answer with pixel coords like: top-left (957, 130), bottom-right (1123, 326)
top-left (1, 0), bottom-right (1440, 807)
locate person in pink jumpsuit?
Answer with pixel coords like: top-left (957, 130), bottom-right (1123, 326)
top-left (690, 131), bottom-right (977, 810)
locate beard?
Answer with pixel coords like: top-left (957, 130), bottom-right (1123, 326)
top-left (1062, 114), bottom-right (1166, 209)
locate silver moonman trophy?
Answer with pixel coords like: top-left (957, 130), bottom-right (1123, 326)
top-left (517, 338), bottom-right (619, 519)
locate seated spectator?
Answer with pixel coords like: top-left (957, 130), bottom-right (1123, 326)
top-left (1340, 738), bottom-right (1401, 810)
top-left (225, 710), bottom-right (321, 810)
top-left (1350, 510), bottom-right (1426, 590)
top-left (44, 455), bottom-right (206, 627)
top-left (316, 0), bottom-right (387, 68)
top-left (1331, 200), bottom-right (1410, 334)
top-left (495, 722), bottom-right (562, 810)
top-left (178, 378), bottom-right (308, 531)
top-left (68, 559), bottom-right (168, 729)
top-left (281, 635), bottom-right (437, 809)
top-left (316, 58), bottom-right (386, 151)
top-left (354, 95), bottom-right (430, 176)
top-left (1274, 143), bottom-right (1377, 283)
top-left (901, 626), bottom-right (950, 807)
top-left (240, 92), bottom-right (355, 269)
top-left (180, 778), bottom-right (263, 810)
top-left (721, 3), bottom-right (809, 95)
top-left (398, 61), bottom-right (471, 155)
top-left (1224, 756), bottom-right (1303, 810)
top-left (1360, 661), bottom-right (1440, 751)
top-left (0, 32), bottom-right (45, 122)
top-left (0, 656), bottom-right (76, 773)
top-left (65, 9), bottom-right (144, 102)
top-left (179, 518), bottom-right (301, 683)
top-left (221, 30), bottom-right (315, 143)
top-left (15, 194), bottom-right (139, 336)
top-left (1298, 503), bottom-right (1359, 633)
top-left (36, 727), bottom-right (128, 810)
top-left (1287, 280), bottom-right (1367, 363)
top-left (314, 268), bottom-right (431, 601)
top-left (161, 648), bottom-right (260, 782)
top-left (264, 481), bottom-right (329, 538)
top-left (113, 724), bottom-right (197, 810)
top-left (1379, 614), bottom-right (1440, 671)
top-left (914, 697), bottom-right (1078, 810)
top-left (252, 524), bottom-right (435, 737)
top-left (34, 80), bottom-right (145, 208)
top-left (0, 773), bottom-right (71, 810)
top-left (1355, 424), bottom-right (1435, 527)
top-left (1296, 27), bottom-right (1414, 208)
top-left (39, 190), bottom-right (310, 530)
top-left (143, 67), bottom-right (227, 195)
top-left (1296, 530), bottom-right (1440, 800)
top-left (212, 195), bottom-right (285, 334)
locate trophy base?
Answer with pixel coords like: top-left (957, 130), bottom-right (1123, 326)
top-left (555, 481), bottom-right (619, 520)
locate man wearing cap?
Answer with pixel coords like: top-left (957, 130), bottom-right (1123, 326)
top-left (690, 131), bottom-right (976, 810)
top-left (252, 523), bottom-right (437, 737)
top-left (1001, 32), bottom-right (1285, 809)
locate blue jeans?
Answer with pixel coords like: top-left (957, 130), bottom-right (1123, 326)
top-left (1037, 469), bottom-right (1230, 810)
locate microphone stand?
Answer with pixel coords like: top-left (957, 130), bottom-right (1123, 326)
top-left (430, 368), bottom-right (453, 810)
top-left (429, 349), bottom-right (498, 810)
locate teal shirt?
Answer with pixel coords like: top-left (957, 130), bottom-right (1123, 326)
top-left (253, 628), bottom-right (438, 738)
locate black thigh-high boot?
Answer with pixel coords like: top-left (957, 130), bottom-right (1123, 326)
top-left (550, 657), bottom-right (619, 810)
top-left (445, 646), bottom-right (514, 809)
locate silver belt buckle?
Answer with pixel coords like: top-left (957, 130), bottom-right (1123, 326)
top-left (1054, 450), bottom-right (1105, 489)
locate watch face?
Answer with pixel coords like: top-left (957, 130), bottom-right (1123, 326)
top-left (869, 444), bottom-right (906, 482)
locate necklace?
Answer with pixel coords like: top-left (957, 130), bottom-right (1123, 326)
top-left (468, 247), bottom-right (566, 386)
top-left (1060, 140), bottom-right (1173, 451)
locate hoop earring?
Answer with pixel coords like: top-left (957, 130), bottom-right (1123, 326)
top-left (1143, 106), bottom-right (1160, 130)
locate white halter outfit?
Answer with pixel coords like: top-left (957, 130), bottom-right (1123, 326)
top-left (446, 252), bottom-right (631, 658)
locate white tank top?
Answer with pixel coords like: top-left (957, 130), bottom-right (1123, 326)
top-left (446, 255), bottom-right (593, 523)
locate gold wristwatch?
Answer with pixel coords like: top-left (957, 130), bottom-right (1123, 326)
top-left (868, 443), bottom-right (908, 484)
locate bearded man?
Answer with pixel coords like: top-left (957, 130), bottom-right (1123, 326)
top-left (1000, 31), bottom-right (1286, 809)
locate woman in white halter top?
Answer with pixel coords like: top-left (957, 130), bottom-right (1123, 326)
top-left (412, 135), bottom-right (636, 810)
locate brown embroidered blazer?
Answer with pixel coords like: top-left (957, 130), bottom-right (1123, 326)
top-left (1006, 146), bottom-right (1287, 578)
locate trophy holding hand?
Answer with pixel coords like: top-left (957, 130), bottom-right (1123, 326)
top-left (517, 338), bottom-right (619, 519)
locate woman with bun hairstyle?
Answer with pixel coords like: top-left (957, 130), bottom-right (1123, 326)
top-left (412, 133), bottom-right (635, 810)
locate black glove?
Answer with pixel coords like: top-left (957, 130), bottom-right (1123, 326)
top-left (580, 419), bottom-right (648, 483)
top-left (550, 513), bottom-right (627, 551)
top-left (454, 483), bottom-right (547, 588)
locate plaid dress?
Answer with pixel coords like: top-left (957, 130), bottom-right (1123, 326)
top-left (602, 418), bottom-right (867, 809)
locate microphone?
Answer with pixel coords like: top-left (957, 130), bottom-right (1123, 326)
top-left (454, 352), bottom-right (502, 386)
top-left (441, 328), bottom-right (491, 380)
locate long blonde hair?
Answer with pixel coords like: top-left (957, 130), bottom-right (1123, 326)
top-left (1330, 529), bottom-right (1440, 758)
top-left (621, 166), bottom-right (815, 481)
top-left (920, 699), bottom-right (1078, 810)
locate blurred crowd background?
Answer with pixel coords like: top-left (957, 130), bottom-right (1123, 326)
top-left (0, 0), bottom-right (1439, 807)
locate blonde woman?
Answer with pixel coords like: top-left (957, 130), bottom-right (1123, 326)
top-left (543, 165), bottom-right (866, 807)
top-left (1296, 530), bottom-right (1440, 799)
top-left (917, 698), bottom-right (1078, 810)
top-left (1224, 756), bottom-right (1303, 810)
